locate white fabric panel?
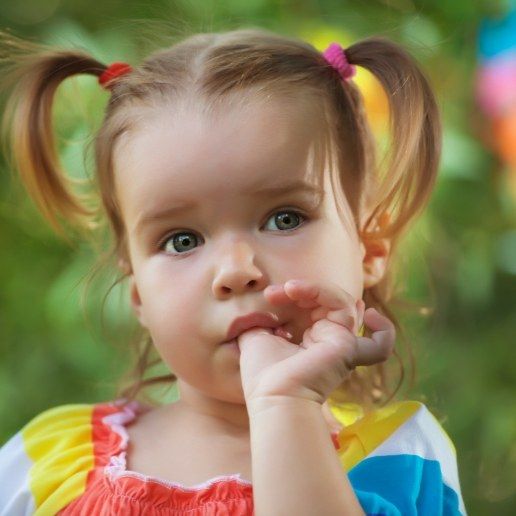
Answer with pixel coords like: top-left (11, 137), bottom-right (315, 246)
top-left (0, 431), bottom-right (36, 516)
top-left (368, 403), bottom-right (466, 515)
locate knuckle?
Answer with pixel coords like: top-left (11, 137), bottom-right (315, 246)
top-left (328, 310), bottom-right (354, 327)
top-left (384, 318), bottom-right (396, 332)
top-left (380, 349), bottom-right (392, 361)
top-left (381, 338), bottom-right (395, 360)
top-left (343, 353), bottom-right (357, 372)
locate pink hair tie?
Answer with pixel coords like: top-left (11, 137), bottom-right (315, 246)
top-left (322, 42), bottom-right (356, 81)
top-left (99, 62), bottom-right (133, 90)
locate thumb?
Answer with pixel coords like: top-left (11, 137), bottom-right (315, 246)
top-left (237, 327), bottom-right (274, 350)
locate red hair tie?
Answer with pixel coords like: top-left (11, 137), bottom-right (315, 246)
top-left (98, 62), bottom-right (133, 90)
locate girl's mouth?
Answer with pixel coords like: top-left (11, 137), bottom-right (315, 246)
top-left (232, 323), bottom-right (293, 341)
top-left (222, 323), bottom-right (293, 349)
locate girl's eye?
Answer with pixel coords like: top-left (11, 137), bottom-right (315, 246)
top-left (263, 209), bottom-right (306, 232)
top-left (158, 208), bottom-right (307, 255)
top-left (160, 232), bottom-right (201, 255)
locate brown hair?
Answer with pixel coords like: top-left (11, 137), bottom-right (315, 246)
top-left (0, 26), bottom-right (441, 413)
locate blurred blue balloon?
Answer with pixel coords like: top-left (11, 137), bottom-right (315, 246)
top-left (478, 4), bottom-right (516, 60)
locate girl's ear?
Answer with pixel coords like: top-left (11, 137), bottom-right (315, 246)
top-left (360, 236), bottom-right (391, 289)
top-left (118, 258), bottom-right (147, 328)
top-left (118, 257), bottom-right (132, 275)
top-left (128, 275), bottom-right (148, 328)
top-left (359, 211), bottom-right (391, 289)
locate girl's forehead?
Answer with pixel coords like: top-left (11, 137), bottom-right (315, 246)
top-left (113, 99), bottom-right (327, 213)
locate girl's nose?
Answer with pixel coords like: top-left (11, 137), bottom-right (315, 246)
top-left (211, 240), bottom-right (267, 297)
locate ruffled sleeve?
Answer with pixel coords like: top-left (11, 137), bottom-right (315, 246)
top-left (330, 400), bottom-right (467, 515)
top-left (0, 403), bottom-right (103, 515)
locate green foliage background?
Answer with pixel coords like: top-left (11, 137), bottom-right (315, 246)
top-left (0, 1), bottom-right (515, 514)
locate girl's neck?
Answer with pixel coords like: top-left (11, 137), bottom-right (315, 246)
top-left (170, 382), bottom-right (252, 437)
top-left (164, 382), bottom-right (343, 437)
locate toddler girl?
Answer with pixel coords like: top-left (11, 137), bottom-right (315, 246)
top-left (0, 26), bottom-right (466, 515)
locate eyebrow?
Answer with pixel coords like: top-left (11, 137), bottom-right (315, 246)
top-left (133, 180), bottom-right (324, 235)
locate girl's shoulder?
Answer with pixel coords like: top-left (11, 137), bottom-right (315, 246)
top-left (330, 399), bottom-right (467, 515)
top-left (0, 398), bottom-right (142, 515)
top-left (330, 399), bottom-right (458, 461)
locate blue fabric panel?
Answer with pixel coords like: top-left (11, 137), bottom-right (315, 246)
top-left (348, 454), bottom-right (463, 516)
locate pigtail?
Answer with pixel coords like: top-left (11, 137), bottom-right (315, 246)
top-left (345, 37), bottom-right (442, 242)
top-left (0, 30), bottom-right (107, 238)
top-left (335, 37), bottom-right (442, 407)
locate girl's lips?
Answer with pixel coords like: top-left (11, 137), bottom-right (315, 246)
top-left (223, 322), bottom-right (293, 343)
top-left (225, 311), bottom-right (281, 342)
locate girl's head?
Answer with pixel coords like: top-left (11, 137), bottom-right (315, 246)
top-left (0, 27), bottom-right (441, 410)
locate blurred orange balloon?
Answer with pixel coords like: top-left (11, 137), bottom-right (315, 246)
top-left (492, 108), bottom-right (516, 168)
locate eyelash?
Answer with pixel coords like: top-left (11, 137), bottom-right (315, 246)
top-left (156, 207), bottom-right (309, 255)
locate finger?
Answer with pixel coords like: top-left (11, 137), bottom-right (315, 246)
top-left (313, 305), bottom-right (357, 333)
top-left (364, 307), bottom-right (395, 334)
top-left (264, 284), bottom-right (293, 305)
top-left (285, 280), bottom-right (353, 308)
top-left (310, 296), bottom-right (364, 333)
top-left (265, 282), bottom-right (320, 308)
top-left (265, 280), bottom-right (360, 330)
top-left (352, 308), bottom-right (396, 366)
top-left (326, 310), bottom-right (356, 332)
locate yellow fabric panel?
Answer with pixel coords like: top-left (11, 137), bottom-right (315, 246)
top-left (328, 402), bottom-right (364, 428)
top-left (21, 404), bottom-right (95, 514)
top-left (329, 400), bottom-right (423, 471)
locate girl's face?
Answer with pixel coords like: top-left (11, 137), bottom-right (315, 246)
top-left (113, 97), bottom-right (368, 410)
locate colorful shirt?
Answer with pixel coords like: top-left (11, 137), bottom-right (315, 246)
top-left (0, 399), bottom-right (467, 515)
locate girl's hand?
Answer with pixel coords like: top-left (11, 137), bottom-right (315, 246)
top-left (237, 279), bottom-right (396, 405)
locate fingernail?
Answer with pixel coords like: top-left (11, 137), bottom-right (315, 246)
top-left (274, 327), bottom-right (293, 339)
